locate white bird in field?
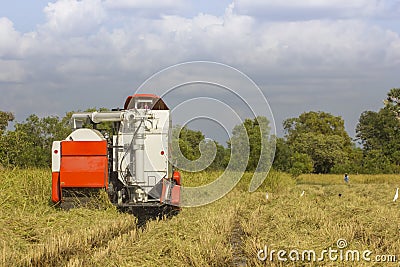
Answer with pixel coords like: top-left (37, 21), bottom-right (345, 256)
top-left (300, 190), bottom-right (305, 197)
top-left (393, 188), bottom-right (399, 202)
top-left (265, 192), bottom-right (269, 201)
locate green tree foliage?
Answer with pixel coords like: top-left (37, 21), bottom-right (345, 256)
top-left (289, 152), bottom-right (314, 178)
top-left (172, 125), bottom-right (228, 170)
top-left (0, 108), bottom-right (117, 168)
top-left (0, 111), bottom-right (14, 133)
top-left (229, 116), bottom-right (274, 171)
top-left (273, 137), bottom-right (315, 176)
top-left (284, 111), bottom-right (352, 173)
top-left (272, 137), bottom-right (291, 172)
top-left (330, 146), bottom-right (363, 174)
top-left (384, 88), bottom-right (400, 118)
top-left (356, 88), bottom-right (400, 173)
top-left (0, 114), bottom-right (72, 168)
top-left (0, 130), bottom-right (32, 167)
top-left (361, 149), bottom-right (396, 174)
top-left (357, 109), bottom-right (400, 153)
top-left (284, 111), bottom-right (351, 145)
top-left (173, 126), bottom-right (205, 161)
top-left (2, 110), bottom-right (230, 170)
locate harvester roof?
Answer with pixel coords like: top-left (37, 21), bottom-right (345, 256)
top-left (124, 94), bottom-right (169, 110)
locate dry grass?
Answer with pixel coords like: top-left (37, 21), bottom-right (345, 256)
top-left (298, 173), bottom-right (400, 185)
top-left (1, 168), bottom-right (400, 266)
top-left (240, 183), bottom-right (400, 266)
top-left (0, 169), bottom-right (136, 267)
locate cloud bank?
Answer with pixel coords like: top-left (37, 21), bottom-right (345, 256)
top-left (0, 0), bottom-right (399, 137)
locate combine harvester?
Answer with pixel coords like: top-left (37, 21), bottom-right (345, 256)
top-left (51, 94), bottom-right (181, 217)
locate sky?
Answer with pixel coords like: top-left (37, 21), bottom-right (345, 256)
top-left (1, 0), bottom-right (400, 144)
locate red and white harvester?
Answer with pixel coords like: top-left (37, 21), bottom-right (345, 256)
top-left (51, 94), bottom-right (181, 215)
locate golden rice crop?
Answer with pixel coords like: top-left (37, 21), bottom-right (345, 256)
top-left (1, 168), bottom-right (400, 266)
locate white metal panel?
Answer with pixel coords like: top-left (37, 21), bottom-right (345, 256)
top-left (51, 141), bottom-right (61, 172)
top-left (113, 109), bottom-right (171, 190)
top-left (66, 128), bottom-right (105, 141)
top-left (115, 132), bottom-right (134, 185)
top-left (151, 110), bottom-right (170, 134)
top-left (144, 134), bottom-right (168, 172)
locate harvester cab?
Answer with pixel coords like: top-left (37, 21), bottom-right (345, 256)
top-left (51, 94), bottom-right (181, 213)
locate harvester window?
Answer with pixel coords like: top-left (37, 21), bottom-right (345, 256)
top-left (126, 96), bottom-right (169, 110)
top-left (136, 99), bottom-right (153, 109)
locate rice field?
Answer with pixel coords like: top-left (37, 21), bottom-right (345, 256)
top-left (1, 169), bottom-right (400, 266)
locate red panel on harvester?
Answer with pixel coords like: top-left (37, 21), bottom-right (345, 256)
top-left (171, 185), bottom-right (180, 206)
top-left (61, 141), bottom-right (107, 156)
top-left (60, 141), bottom-right (108, 188)
top-left (60, 156), bottom-right (108, 187)
top-left (51, 172), bottom-right (60, 202)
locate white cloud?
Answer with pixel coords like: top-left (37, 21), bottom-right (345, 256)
top-left (1, 0), bottom-right (400, 137)
top-left (1, 1), bottom-right (399, 82)
top-left (0, 18), bottom-right (33, 59)
top-left (0, 18), bottom-right (38, 82)
top-left (0, 18), bottom-right (19, 58)
top-left (104, 0), bottom-right (185, 9)
top-left (234, 0), bottom-right (400, 19)
top-left (6, 0), bottom-right (395, 80)
top-left (41, 0), bottom-right (106, 36)
top-left (236, 0), bottom-right (371, 9)
top-left (0, 60), bottom-right (26, 82)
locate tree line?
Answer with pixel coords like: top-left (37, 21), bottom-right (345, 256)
top-left (1, 88), bottom-right (399, 174)
top-left (274, 88), bottom-right (400, 175)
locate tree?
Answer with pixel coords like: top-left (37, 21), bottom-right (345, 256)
top-left (171, 125), bottom-right (228, 171)
top-left (0, 113), bottom-right (73, 168)
top-left (272, 137), bottom-right (292, 172)
top-left (228, 116), bottom-right (274, 171)
top-left (356, 88), bottom-right (400, 173)
top-left (330, 146), bottom-right (363, 174)
top-left (384, 88), bottom-right (400, 118)
top-left (273, 137), bottom-right (314, 176)
top-left (284, 111), bottom-right (351, 146)
top-left (360, 149), bottom-right (396, 174)
top-left (173, 125), bottom-right (205, 161)
top-left (289, 152), bottom-right (314, 178)
top-left (0, 111), bottom-right (14, 133)
top-left (291, 133), bottom-right (349, 173)
top-left (356, 109), bottom-right (400, 153)
top-left (12, 115), bottom-right (71, 167)
top-left (284, 111), bottom-right (352, 173)
top-left (0, 130), bottom-right (33, 167)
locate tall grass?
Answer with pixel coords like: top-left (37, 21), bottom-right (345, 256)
top-left (298, 173), bottom-right (400, 185)
top-left (1, 168), bottom-right (400, 266)
top-left (181, 169), bottom-right (295, 193)
top-left (0, 169), bottom-right (136, 266)
top-left (239, 183), bottom-right (400, 266)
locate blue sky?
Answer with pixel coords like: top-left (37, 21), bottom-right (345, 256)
top-left (1, 0), bottom-right (400, 143)
top-left (0, 1), bottom-right (50, 31)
